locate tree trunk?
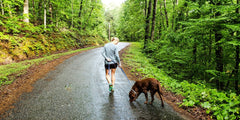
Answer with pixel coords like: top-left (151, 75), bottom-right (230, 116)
top-left (215, 26), bottom-right (224, 90)
top-left (44, 0), bottom-right (47, 31)
top-left (235, 0), bottom-right (240, 94)
top-left (163, 0), bottom-right (168, 28)
top-left (234, 45), bottom-right (239, 93)
top-left (151, 0), bottom-right (158, 41)
top-left (0, 0), bottom-right (4, 15)
top-left (158, 0), bottom-right (163, 38)
top-left (193, 39), bottom-right (197, 64)
top-left (71, 0), bottom-right (73, 28)
top-left (23, 0), bottom-right (29, 23)
top-left (144, 0), bottom-right (152, 49)
top-left (145, 0), bottom-right (147, 17)
top-left (172, 0), bottom-right (176, 31)
top-left (78, 0), bottom-right (83, 29)
top-left (214, 1), bottom-right (224, 90)
top-left (79, 0), bottom-right (83, 17)
top-left (49, 1), bottom-right (53, 24)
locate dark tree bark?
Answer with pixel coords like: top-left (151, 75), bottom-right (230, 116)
top-left (158, 0), bottom-right (164, 38)
top-left (145, 0), bottom-right (147, 17)
top-left (78, 0), bottom-right (84, 29)
top-left (234, 0), bottom-right (240, 94)
top-left (234, 45), bottom-right (239, 93)
top-left (79, 0), bottom-right (83, 17)
top-left (151, 0), bottom-right (158, 41)
top-left (144, 0), bottom-right (152, 49)
top-left (163, 0), bottom-right (168, 28)
top-left (215, 25), bottom-right (224, 90)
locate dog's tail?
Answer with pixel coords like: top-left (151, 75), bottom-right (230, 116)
top-left (157, 82), bottom-right (164, 107)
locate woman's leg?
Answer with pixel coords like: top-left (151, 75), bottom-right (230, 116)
top-left (105, 68), bottom-right (111, 84)
top-left (111, 68), bottom-right (117, 87)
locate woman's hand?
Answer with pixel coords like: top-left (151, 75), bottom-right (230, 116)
top-left (107, 58), bottom-right (111, 62)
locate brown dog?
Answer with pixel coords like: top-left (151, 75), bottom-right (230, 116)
top-left (129, 78), bottom-right (164, 107)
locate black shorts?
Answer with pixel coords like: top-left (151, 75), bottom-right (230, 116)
top-left (105, 63), bottom-right (118, 69)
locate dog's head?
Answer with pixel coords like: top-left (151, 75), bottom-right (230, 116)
top-left (129, 89), bottom-right (137, 102)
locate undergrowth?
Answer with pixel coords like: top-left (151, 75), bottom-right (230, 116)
top-left (0, 46), bottom-right (96, 86)
top-left (122, 42), bottom-right (240, 120)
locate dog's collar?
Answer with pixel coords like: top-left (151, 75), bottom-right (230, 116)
top-left (131, 89), bottom-right (137, 94)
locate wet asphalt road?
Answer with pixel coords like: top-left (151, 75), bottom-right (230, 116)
top-left (2, 42), bottom-right (185, 120)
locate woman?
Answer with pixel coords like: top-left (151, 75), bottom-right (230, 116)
top-left (102, 37), bottom-right (121, 92)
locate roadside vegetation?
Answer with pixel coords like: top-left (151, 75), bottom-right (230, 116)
top-left (123, 42), bottom-right (239, 120)
top-left (0, 46), bottom-right (97, 86)
top-left (0, 0), bottom-right (108, 85)
top-left (0, 0), bottom-right (108, 65)
top-left (114, 0), bottom-right (240, 119)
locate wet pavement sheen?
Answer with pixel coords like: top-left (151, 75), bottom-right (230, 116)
top-left (2, 43), bottom-right (185, 120)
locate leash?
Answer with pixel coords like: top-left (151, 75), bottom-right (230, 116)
top-left (120, 67), bottom-right (131, 85)
top-left (108, 64), bottom-right (110, 75)
top-left (120, 67), bottom-right (137, 95)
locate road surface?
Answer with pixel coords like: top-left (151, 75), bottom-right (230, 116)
top-left (1, 43), bottom-right (185, 120)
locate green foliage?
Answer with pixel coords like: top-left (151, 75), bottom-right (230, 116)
top-left (123, 42), bottom-right (240, 120)
top-left (116, 0), bottom-right (145, 41)
top-left (119, 0), bottom-right (240, 94)
top-left (0, 46), bottom-right (97, 86)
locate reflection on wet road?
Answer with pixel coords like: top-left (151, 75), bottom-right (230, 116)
top-left (1, 43), bottom-right (185, 120)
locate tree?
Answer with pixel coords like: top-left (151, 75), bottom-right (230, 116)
top-left (44, 0), bottom-right (46, 30)
top-left (144, 0), bottom-right (152, 49)
top-left (0, 0), bottom-right (4, 15)
top-left (234, 0), bottom-right (240, 94)
top-left (151, 0), bottom-right (157, 41)
top-left (23, 0), bottom-right (29, 23)
top-left (163, 0), bottom-right (168, 28)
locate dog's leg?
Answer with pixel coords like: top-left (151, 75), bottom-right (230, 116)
top-left (143, 90), bottom-right (148, 104)
top-left (149, 91), bottom-right (155, 105)
top-left (157, 84), bottom-right (164, 107)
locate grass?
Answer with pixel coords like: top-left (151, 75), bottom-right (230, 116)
top-left (0, 46), bottom-right (97, 86)
top-left (122, 42), bottom-right (240, 120)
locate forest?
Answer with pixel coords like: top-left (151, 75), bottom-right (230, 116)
top-left (0, 0), bottom-right (239, 119)
top-left (0, 0), bottom-right (108, 64)
top-left (114, 0), bottom-right (240, 119)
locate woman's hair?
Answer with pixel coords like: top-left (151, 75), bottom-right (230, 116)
top-left (111, 37), bottom-right (119, 42)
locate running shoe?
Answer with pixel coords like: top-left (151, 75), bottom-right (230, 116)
top-left (111, 87), bottom-right (114, 92)
top-left (109, 84), bottom-right (113, 92)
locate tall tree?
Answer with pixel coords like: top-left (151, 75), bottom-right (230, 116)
top-left (163, 0), bottom-right (168, 28)
top-left (71, 0), bottom-right (74, 28)
top-left (144, 0), bottom-right (152, 49)
top-left (234, 0), bottom-right (240, 94)
top-left (151, 0), bottom-right (158, 41)
top-left (0, 0), bottom-right (4, 15)
top-left (78, 0), bottom-right (84, 29)
top-left (23, 0), bottom-right (29, 23)
top-left (214, 2), bottom-right (224, 90)
top-left (44, 0), bottom-right (47, 31)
